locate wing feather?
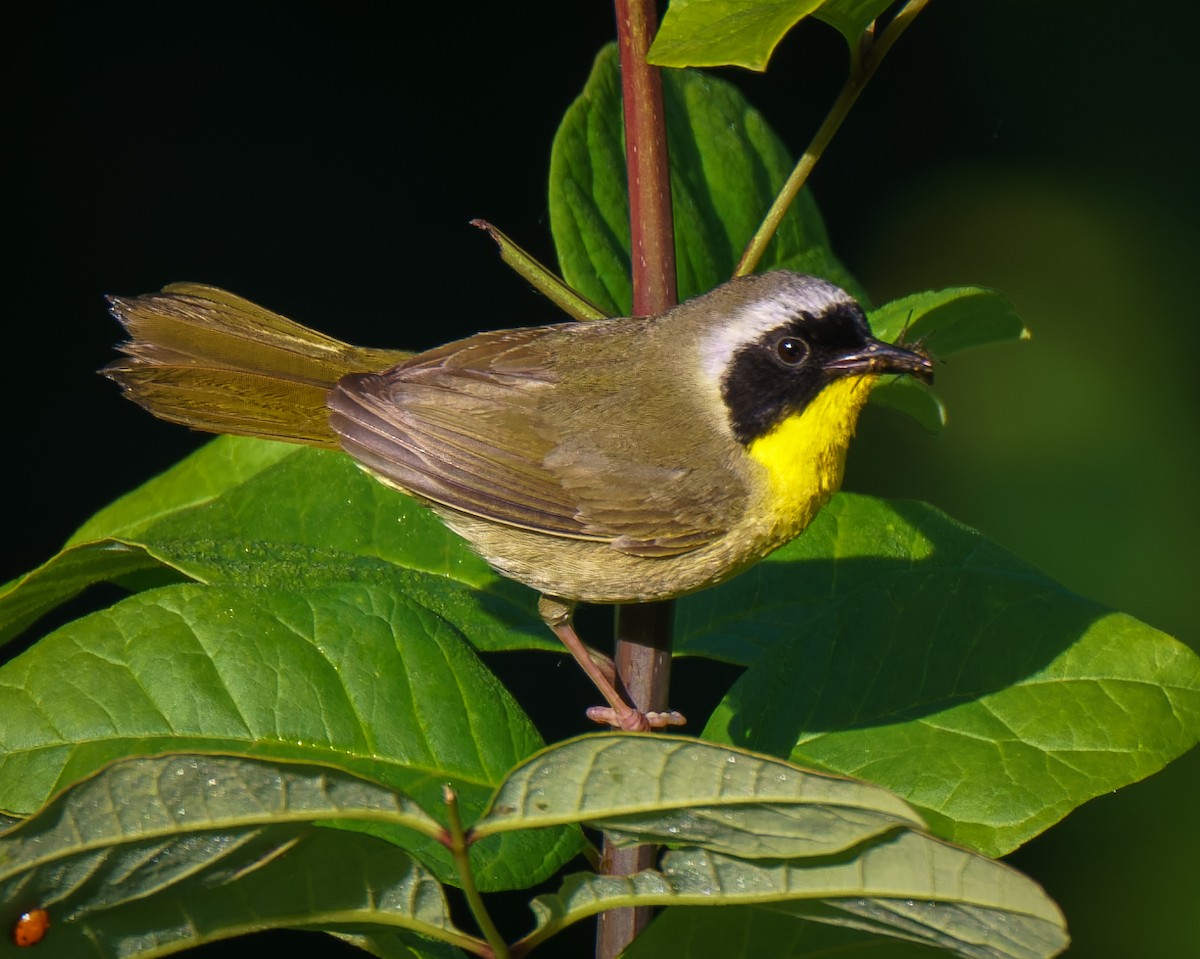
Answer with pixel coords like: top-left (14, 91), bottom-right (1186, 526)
top-left (327, 322), bottom-right (745, 553)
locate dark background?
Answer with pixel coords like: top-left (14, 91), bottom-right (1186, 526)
top-left (8, 3), bottom-right (1198, 956)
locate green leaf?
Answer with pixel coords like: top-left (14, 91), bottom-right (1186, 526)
top-left (549, 44), bottom-right (856, 317)
top-left (870, 287), bottom-right (1029, 359)
top-left (648, 1), bottom-right (896, 69)
top-left (0, 754), bottom-right (484, 957)
top-left (471, 217), bottom-right (608, 320)
top-left (1, 436), bottom-right (552, 655)
top-left (650, 0), bottom-right (824, 71)
top-left (475, 734), bottom-right (924, 856)
top-left (0, 582), bottom-right (581, 889)
top-left (868, 377), bottom-right (946, 432)
top-left (80, 437), bottom-right (493, 586)
top-left (815, 0), bottom-right (897, 48)
top-left (864, 287), bottom-right (1027, 432)
top-left (0, 541), bottom-right (172, 648)
top-left (332, 931), bottom-right (467, 959)
top-left (684, 494), bottom-right (1200, 855)
top-left (68, 433), bottom-right (299, 544)
top-left (524, 832), bottom-right (1068, 959)
top-left (629, 905), bottom-right (950, 958)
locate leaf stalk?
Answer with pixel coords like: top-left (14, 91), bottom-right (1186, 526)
top-left (736, 0), bottom-right (932, 276)
top-left (444, 785), bottom-right (509, 959)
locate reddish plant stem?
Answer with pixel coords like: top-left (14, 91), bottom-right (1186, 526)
top-left (597, 2), bottom-right (677, 958)
top-left (615, 0), bottom-right (676, 316)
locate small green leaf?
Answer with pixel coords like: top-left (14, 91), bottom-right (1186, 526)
top-left (815, 0), bottom-right (897, 48)
top-left (648, 1), bottom-right (897, 69)
top-left (649, 0), bottom-right (825, 72)
top-left (863, 287), bottom-right (1026, 431)
top-left (0, 583), bottom-right (580, 889)
top-left (868, 377), bottom-right (946, 432)
top-left (684, 494), bottom-right (1200, 855)
top-left (0, 754), bottom-right (483, 957)
top-left (471, 217), bottom-right (608, 320)
top-left (476, 734), bottom-right (923, 857)
top-left (550, 44), bottom-right (856, 317)
top-left (524, 831), bottom-right (1067, 959)
top-left (870, 287), bottom-right (1029, 359)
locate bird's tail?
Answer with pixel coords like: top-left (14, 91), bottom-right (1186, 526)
top-left (104, 283), bottom-right (412, 448)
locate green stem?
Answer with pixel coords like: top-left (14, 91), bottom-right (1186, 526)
top-left (736, 0), bottom-right (932, 276)
top-left (444, 785), bottom-right (508, 959)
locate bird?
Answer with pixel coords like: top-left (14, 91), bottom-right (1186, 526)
top-left (104, 271), bottom-right (932, 731)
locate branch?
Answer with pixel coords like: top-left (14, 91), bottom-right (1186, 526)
top-left (598, 1), bottom-right (677, 957)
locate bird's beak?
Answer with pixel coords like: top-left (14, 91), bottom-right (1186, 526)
top-left (824, 339), bottom-right (934, 384)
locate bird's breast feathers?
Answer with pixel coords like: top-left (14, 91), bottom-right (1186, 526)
top-left (745, 374), bottom-right (877, 540)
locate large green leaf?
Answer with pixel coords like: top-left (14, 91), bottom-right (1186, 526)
top-left (0, 753), bottom-right (481, 957)
top-left (0, 582), bottom-right (580, 889)
top-left (549, 43), bottom-right (856, 317)
top-left (0, 436), bottom-right (551, 654)
top-left (649, 0), bottom-right (896, 70)
top-left (523, 832), bottom-right (1067, 959)
top-left (476, 734), bottom-right (924, 856)
top-left (685, 494), bottom-right (1200, 855)
top-left (68, 432), bottom-right (299, 543)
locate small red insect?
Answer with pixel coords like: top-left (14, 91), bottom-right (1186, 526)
top-left (12, 909), bottom-right (50, 947)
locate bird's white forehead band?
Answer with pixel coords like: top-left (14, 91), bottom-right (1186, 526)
top-left (698, 278), bottom-right (854, 381)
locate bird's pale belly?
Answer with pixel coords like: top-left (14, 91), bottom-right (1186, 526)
top-left (435, 506), bottom-right (786, 604)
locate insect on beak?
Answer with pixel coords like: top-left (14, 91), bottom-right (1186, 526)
top-left (824, 340), bottom-right (934, 385)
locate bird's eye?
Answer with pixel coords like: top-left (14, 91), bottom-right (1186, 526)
top-left (774, 336), bottom-right (808, 366)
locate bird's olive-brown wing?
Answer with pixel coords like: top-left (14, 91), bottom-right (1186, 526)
top-left (327, 322), bottom-right (746, 556)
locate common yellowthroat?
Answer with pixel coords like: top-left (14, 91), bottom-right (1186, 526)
top-left (105, 272), bottom-right (932, 730)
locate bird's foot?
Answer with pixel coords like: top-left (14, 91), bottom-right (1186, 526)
top-left (586, 705), bottom-right (687, 731)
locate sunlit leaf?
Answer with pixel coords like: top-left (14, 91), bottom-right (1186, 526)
top-left (650, 0), bottom-right (825, 71)
top-left (648, 0), bottom-right (897, 69)
top-left (0, 583), bottom-right (580, 889)
top-left (0, 436), bottom-right (551, 655)
top-left (685, 494), bottom-right (1200, 855)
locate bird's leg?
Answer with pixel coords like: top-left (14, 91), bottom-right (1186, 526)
top-left (538, 595), bottom-right (685, 731)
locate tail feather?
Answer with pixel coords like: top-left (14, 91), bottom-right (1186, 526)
top-left (104, 284), bottom-right (411, 448)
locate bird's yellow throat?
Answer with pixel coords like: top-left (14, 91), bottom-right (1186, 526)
top-left (746, 374), bottom-right (877, 538)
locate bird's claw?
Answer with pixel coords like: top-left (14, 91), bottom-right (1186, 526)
top-left (586, 705), bottom-right (687, 731)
